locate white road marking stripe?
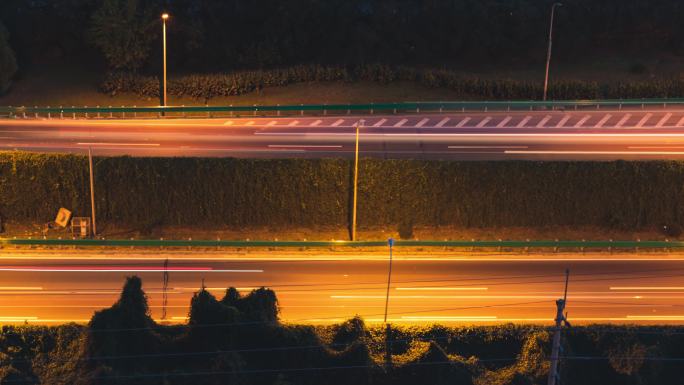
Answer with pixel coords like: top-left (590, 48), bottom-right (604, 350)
top-left (288, 120), bottom-right (299, 126)
top-left (574, 115), bottom-right (591, 128)
top-left (267, 121), bottom-right (277, 126)
top-left (223, 121), bottom-right (233, 126)
top-left (76, 142), bottom-right (160, 146)
top-left (476, 117), bottom-right (492, 128)
top-left (506, 150), bottom-right (684, 155)
top-left (677, 116), bottom-right (684, 127)
top-left (448, 146), bottom-right (528, 149)
top-left (636, 113), bottom-right (653, 127)
top-left (394, 119), bottom-right (408, 127)
top-left (455, 117), bottom-right (471, 128)
top-left (615, 114), bottom-right (631, 128)
top-left (595, 114), bottom-right (612, 128)
top-left (331, 119), bottom-right (344, 127)
top-left (536, 115), bottom-right (552, 128)
top-left (555, 115), bottom-right (571, 128)
top-left (496, 116), bottom-right (512, 128)
top-left (415, 118), bottom-right (429, 127)
top-left (245, 121), bottom-right (254, 126)
top-left (373, 119), bottom-right (387, 127)
top-left (435, 118), bottom-right (450, 127)
top-left (256, 132), bottom-right (684, 138)
top-left (656, 113), bottom-right (672, 127)
top-left (516, 116), bottom-right (532, 128)
top-left (310, 120), bottom-right (322, 126)
top-left (268, 145), bottom-right (342, 148)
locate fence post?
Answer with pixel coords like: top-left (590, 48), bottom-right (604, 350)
top-left (108, 106), bottom-right (112, 118)
top-left (206, 104), bottom-right (210, 118)
top-left (122, 106), bottom-right (125, 119)
top-left (60, 106), bottom-right (63, 119)
top-left (133, 105), bottom-right (137, 118)
top-left (253, 104), bottom-right (257, 116)
top-left (73, 106), bottom-right (77, 119)
top-left (47, 106), bottom-right (51, 119)
top-left (96, 106), bottom-right (100, 118)
top-left (277, 104), bottom-right (281, 117)
top-left (34, 106), bottom-right (38, 118)
top-left (371, 103), bottom-right (374, 114)
top-left (300, 104), bottom-right (304, 116)
top-left (84, 106), bottom-right (88, 118)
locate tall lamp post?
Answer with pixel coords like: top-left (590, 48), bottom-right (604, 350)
top-left (351, 119), bottom-right (365, 241)
top-left (543, 3), bottom-right (562, 101)
top-left (161, 13), bottom-right (169, 108)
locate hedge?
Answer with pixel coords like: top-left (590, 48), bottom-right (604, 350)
top-left (101, 64), bottom-right (684, 101)
top-left (2, 153), bottom-right (684, 231)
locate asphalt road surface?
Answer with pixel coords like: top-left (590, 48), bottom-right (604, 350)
top-left (3, 252), bottom-right (684, 325)
top-left (6, 109), bottom-right (684, 159)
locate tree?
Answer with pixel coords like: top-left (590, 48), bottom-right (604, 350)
top-left (0, 21), bottom-right (17, 94)
top-left (89, 0), bottom-right (158, 71)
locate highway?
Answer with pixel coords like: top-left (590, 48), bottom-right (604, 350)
top-left (3, 251), bottom-right (684, 325)
top-left (5, 109), bottom-right (684, 159)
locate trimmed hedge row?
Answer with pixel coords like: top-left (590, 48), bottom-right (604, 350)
top-left (101, 64), bottom-right (684, 101)
top-left (3, 153), bottom-right (684, 230)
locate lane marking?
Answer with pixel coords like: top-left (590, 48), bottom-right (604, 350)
top-left (595, 114), bottom-right (612, 128)
top-left (506, 150), bottom-right (684, 155)
top-left (76, 142), bottom-right (160, 146)
top-left (448, 146), bottom-right (528, 149)
top-left (555, 115), bottom-right (571, 128)
top-left (245, 121), bottom-right (254, 126)
top-left (310, 120), bottom-right (322, 126)
top-left (373, 119), bottom-right (387, 127)
top-left (573, 115), bottom-right (591, 128)
top-left (0, 286), bottom-right (42, 290)
top-left (636, 113), bottom-right (653, 127)
top-left (677, 116), bottom-right (684, 127)
top-left (415, 118), bottom-right (429, 127)
top-left (611, 287), bottom-right (684, 290)
top-left (516, 116), bottom-right (532, 128)
top-left (476, 117), bottom-right (492, 128)
top-left (629, 146), bottom-right (684, 149)
top-left (435, 118), bottom-right (450, 127)
top-left (656, 113), bottom-right (672, 127)
top-left (396, 287), bottom-right (488, 291)
top-left (0, 267), bottom-right (262, 273)
top-left (223, 121), bottom-right (233, 126)
top-left (402, 316), bottom-right (497, 321)
top-left (266, 121), bottom-right (277, 126)
top-left (536, 115), bottom-right (551, 128)
top-left (287, 120), bottom-right (299, 126)
top-left (394, 119), bottom-right (408, 127)
top-left (615, 114), bottom-right (631, 128)
top-left (267, 145), bottom-right (342, 148)
top-left (331, 119), bottom-right (344, 127)
top-left (496, 116), bottom-right (512, 128)
top-left (455, 117), bottom-right (471, 128)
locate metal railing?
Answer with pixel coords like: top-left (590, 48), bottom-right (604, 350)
top-left (1, 238), bottom-right (681, 249)
top-left (1, 99), bottom-right (683, 119)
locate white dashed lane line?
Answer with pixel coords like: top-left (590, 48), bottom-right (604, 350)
top-left (656, 113), bottom-right (672, 128)
top-left (555, 115), bottom-right (571, 128)
top-left (677, 116), bottom-right (684, 127)
top-left (536, 115), bottom-right (551, 128)
top-left (394, 119), bottom-right (408, 127)
top-left (288, 120), bottom-right (299, 126)
top-left (267, 121), bottom-right (277, 126)
top-left (310, 120), bottom-right (322, 126)
top-left (574, 115), bottom-right (591, 128)
top-left (516, 116), bottom-right (532, 128)
top-left (476, 117), bottom-right (491, 128)
top-left (615, 114), bottom-right (631, 128)
top-left (595, 114), bottom-right (612, 128)
top-left (415, 118), bottom-right (430, 127)
top-left (636, 113), bottom-right (653, 127)
top-left (331, 119), bottom-right (345, 127)
top-left (496, 116), bottom-right (512, 128)
top-left (373, 119), bottom-right (387, 127)
top-left (435, 118), bottom-right (450, 127)
top-left (455, 117), bottom-right (471, 128)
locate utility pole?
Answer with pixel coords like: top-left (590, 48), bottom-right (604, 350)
top-left (543, 3), bottom-right (563, 101)
top-left (162, 257), bottom-right (169, 320)
top-left (351, 119), bottom-right (365, 241)
top-left (384, 238), bottom-right (395, 369)
top-left (547, 269), bottom-right (570, 385)
top-left (88, 147), bottom-right (96, 237)
top-left (161, 13), bottom-right (169, 108)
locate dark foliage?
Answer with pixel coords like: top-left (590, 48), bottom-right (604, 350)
top-left (4, 153), bottom-right (684, 232)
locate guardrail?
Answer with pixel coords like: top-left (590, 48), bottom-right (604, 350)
top-left (1, 238), bottom-right (682, 249)
top-left (1, 98), bottom-right (683, 119)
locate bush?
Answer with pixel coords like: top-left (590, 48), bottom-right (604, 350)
top-left (100, 64), bottom-right (684, 101)
top-left (398, 221), bottom-right (414, 240)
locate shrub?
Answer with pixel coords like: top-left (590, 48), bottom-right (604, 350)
top-left (0, 21), bottom-right (17, 94)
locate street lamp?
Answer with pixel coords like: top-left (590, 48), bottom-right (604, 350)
top-left (351, 119), bottom-right (365, 241)
top-left (543, 2), bottom-right (562, 101)
top-left (161, 13), bottom-right (169, 107)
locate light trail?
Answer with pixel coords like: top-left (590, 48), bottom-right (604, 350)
top-left (395, 287), bottom-right (488, 291)
top-left (0, 266), bottom-right (263, 273)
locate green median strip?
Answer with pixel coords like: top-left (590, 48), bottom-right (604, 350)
top-left (2, 238), bottom-right (684, 248)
